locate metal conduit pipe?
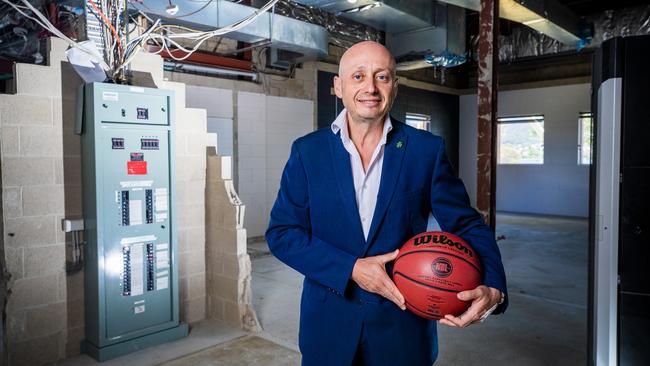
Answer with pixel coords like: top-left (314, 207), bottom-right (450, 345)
top-left (163, 60), bottom-right (259, 81)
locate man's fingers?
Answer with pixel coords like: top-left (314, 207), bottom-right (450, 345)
top-left (374, 249), bottom-right (400, 264)
top-left (379, 276), bottom-right (405, 310)
top-left (444, 300), bottom-right (484, 327)
top-left (443, 314), bottom-right (464, 327)
top-left (438, 318), bottom-right (458, 327)
top-left (457, 287), bottom-right (483, 301)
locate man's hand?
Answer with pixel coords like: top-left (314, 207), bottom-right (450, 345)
top-left (351, 249), bottom-right (406, 310)
top-left (438, 285), bottom-right (501, 328)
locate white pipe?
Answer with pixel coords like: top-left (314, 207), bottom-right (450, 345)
top-left (163, 61), bottom-right (258, 81)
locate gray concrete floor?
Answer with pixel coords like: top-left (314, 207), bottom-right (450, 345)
top-left (160, 336), bottom-right (299, 366)
top-left (54, 320), bottom-right (247, 366)
top-left (251, 213), bottom-right (589, 365)
top-left (56, 213), bottom-right (588, 365)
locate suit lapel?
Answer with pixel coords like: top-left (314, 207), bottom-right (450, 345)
top-left (328, 131), bottom-right (365, 246)
top-left (363, 125), bottom-right (408, 255)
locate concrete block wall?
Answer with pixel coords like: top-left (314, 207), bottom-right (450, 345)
top-left (205, 148), bottom-right (260, 331)
top-left (166, 63), bottom-right (318, 239)
top-left (0, 38), bottom-right (208, 365)
top-left (186, 86), bottom-right (234, 156)
top-left (0, 40), bottom-right (70, 365)
top-left (237, 92), bottom-right (267, 238)
top-left (160, 81), bottom-right (208, 324)
top-left (237, 92), bottom-right (314, 238)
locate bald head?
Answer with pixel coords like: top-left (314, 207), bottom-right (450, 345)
top-left (333, 41), bottom-right (399, 126)
top-left (338, 41), bottom-right (396, 78)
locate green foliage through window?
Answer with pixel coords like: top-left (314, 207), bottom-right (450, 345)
top-left (578, 112), bottom-right (593, 165)
top-left (497, 115), bottom-right (544, 165)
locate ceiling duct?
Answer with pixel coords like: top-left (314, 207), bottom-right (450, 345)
top-left (438, 0), bottom-right (585, 46)
top-left (293, 0), bottom-right (467, 70)
top-left (131, 0), bottom-right (329, 62)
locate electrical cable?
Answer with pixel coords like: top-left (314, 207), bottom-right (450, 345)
top-left (1, 0), bottom-right (110, 70)
top-left (4, 0), bottom-right (279, 79)
top-left (87, 0), bottom-right (123, 57)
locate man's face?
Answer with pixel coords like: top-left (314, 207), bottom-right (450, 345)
top-left (334, 42), bottom-right (398, 125)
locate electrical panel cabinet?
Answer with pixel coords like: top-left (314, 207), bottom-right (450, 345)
top-left (79, 82), bottom-right (187, 361)
top-left (590, 35), bottom-right (650, 366)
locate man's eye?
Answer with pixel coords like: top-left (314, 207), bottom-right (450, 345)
top-left (377, 74), bottom-right (389, 81)
top-left (353, 74), bottom-right (363, 80)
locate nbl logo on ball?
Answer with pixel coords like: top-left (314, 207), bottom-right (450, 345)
top-left (431, 257), bottom-right (453, 278)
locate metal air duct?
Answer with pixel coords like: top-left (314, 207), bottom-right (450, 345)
top-left (131, 0), bottom-right (329, 62)
top-left (293, 0), bottom-right (467, 69)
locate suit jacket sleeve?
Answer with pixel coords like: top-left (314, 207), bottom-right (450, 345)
top-left (430, 140), bottom-right (509, 314)
top-left (266, 141), bottom-right (357, 295)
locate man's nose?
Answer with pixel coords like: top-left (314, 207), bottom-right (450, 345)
top-left (361, 76), bottom-right (378, 94)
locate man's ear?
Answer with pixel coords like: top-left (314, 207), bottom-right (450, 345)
top-left (333, 76), bottom-right (343, 98)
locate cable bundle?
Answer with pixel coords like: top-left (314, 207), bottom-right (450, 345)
top-left (2, 0), bottom-right (279, 82)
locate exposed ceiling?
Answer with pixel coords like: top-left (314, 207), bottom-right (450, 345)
top-left (557, 0), bottom-right (650, 15)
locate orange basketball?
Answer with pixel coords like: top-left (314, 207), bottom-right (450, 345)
top-left (392, 231), bottom-right (483, 320)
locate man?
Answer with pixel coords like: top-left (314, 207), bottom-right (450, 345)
top-left (266, 41), bottom-right (507, 365)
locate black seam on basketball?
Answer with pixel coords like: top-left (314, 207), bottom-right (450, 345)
top-left (404, 300), bottom-right (441, 319)
top-left (394, 250), bottom-right (481, 274)
top-left (393, 272), bottom-right (461, 293)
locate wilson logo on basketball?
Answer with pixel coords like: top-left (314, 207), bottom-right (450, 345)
top-left (431, 257), bottom-right (453, 278)
top-left (413, 234), bottom-right (474, 257)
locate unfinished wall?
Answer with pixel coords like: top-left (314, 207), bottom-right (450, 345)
top-left (0, 38), bottom-right (208, 365)
top-left (186, 86), bottom-right (234, 157)
top-left (167, 65), bottom-right (318, 239)
top-left (459, 83), bottom-right (591, 217)
top-left (0, 38), bottom-right (71, 365)
top-left (205, 148), bottom-right (260, 331)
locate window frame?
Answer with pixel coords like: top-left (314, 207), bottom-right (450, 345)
top-left (405, 112), bottom-right (431, 132)
top-left (496, 114), bottom-right (545, 166)
top-left (578, 112), bottom-right (593, 166)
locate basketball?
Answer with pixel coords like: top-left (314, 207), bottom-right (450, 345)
top-left (392, 231), bottom-right (483, 320)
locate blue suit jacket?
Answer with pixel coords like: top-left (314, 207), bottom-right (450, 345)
top-left (266, 120), bottom-right (508, 365)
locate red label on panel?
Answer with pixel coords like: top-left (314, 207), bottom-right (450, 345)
top-left (127, 161), bottom-right (147, 175)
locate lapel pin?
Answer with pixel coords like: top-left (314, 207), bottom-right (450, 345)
top-left (396, 140), bottom-right (404, 149)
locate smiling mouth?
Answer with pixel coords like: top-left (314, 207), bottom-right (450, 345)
top-left (358, 99), bottom-right (381, 106)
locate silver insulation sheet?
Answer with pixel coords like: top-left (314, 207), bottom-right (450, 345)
top-left (470, 5), bottom-right (650, 62)
top-left (275, 0), bottom-right (383, 47)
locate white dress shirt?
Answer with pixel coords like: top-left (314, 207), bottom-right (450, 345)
top-left (331, 109), bottom-right (392, 240)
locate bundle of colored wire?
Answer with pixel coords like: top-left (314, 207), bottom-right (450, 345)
top-left (1, 0), bottom-right (110, 71)
top-left (2, 0), bottom-right (279, 80)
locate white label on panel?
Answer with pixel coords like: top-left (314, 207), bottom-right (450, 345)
top-left (120, 180), bottom-right (153, 188)
top-left (156, 258), bottom-right (169, 269)
top-left (129, 200), bottom-right (143, 226)
top-left (155, 212), bottom-right (167, 222)
top-left (130, 243), bottom-right (144, 296)
top-left (157, 270), bottom-right (169, 277)
top-left (155, 188), bottom-right (168, 212)
top-left (134, 305), bottom-right (145, 314)
top-left (121, 235), bottom-right (157, 245)
top-left (156, 277), bottom-right (168, 290)
top-left (157, 250), bottom-right (169, 262)
top-left (102, 91), bottom-right (118, 101)
top-left (156, 243), bottom-right (169, 251)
